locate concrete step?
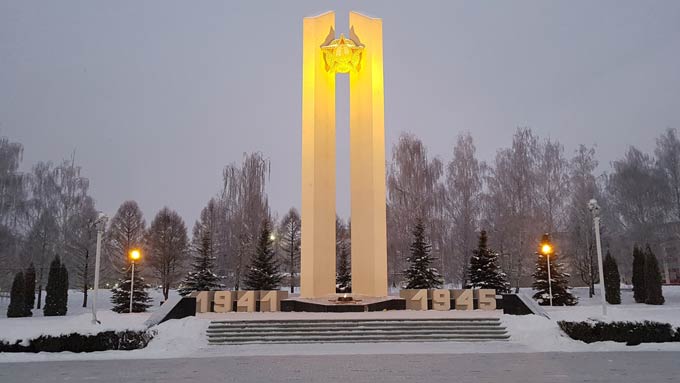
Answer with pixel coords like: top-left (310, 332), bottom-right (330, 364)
top-left (206, 317), bottom-right (510, 344)
top-left (207, 329), bottom-right (509, 338)
top-left (208, 338), bottom-right (507, 346)
top-left (207, 322), bottom-right (504, 328)
top-left (207, 326), bottom-right (506, 335)
top-left (208, 333), bottom-right (511, 344)
top-left (209, 318), bottom-right (501, 325)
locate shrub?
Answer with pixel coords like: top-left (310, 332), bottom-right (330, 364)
top-left (603, 251), bottom-right (621, 304)
top-left (632, 246), bottom-right (646, 303)
top-left (558, 320), bottom-right (678, 345)
top-left (0, 330), bottom-right (154, 353)
top-left (7, 272), bottom-right (26, 318)
top-left (44, 255), bottom-right (68, 316)
top-left (644, 246), bottom-right (665, 305)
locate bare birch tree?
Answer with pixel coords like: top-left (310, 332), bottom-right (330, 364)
top-left (147, 207), bottom-right (189, 300)
top-left (220, 152), bottom-right (270, 290)
top-left (655, 128), bottom-right (680, 221)
top-left (607, 146), bottom-right (670, 244)
top-left (387, 133), bottom-right (445, 286)
top-left (536, 139), bottom-right (570, 233)
top-left (65, 196), bottom-right (98, 306)
top-left (444, 133), bottom-right (483, 286)
top-left (278, 208), bottom-right (301, 293)
top-left (0, 138), bottom-right (28, 289)
top-left (483, 128), bottom-right (541, 292)
top-left (564, 145), bottom-right (599, 296)
top-left (106, 200), bottom-right (146, 277)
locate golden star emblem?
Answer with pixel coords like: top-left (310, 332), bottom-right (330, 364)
top-left (321, 34), bottom-right (364, 73)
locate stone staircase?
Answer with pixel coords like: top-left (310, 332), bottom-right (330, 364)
top-left (207, 318), bottom-right (510, 345)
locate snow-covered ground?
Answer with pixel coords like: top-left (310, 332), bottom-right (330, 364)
top-left (0, 288), bottom-right (178, 348)
top-left (1, 286), bottom-right (680, 363)
top-left (0, 288), bottom-right (179, 319)
top-left (544, 285), bottom-right (680, 326)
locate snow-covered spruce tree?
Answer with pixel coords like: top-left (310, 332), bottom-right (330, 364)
top-left (632, 245), bottom-right (646, 303)
top-left (466, 230), bottom-right (509, 293)
top-left (336, 239), bottom-right (351, 293)
top-left (532, 234), bottom-right (577, 306)
top-left (644, 245), bottom-right (665, 305)
top-left (23, 263), bottom-right (36, 316)
top-left (403, 218), bottom-right (443, 289)
top-left (243, 218), bottom-right (282, 291)
top-left (110, 263), bottom-right (152, 313)
top-left (7, 271), bottom-right (26, 318)
top-left (603, 251), bottom-right (621, 304)
top-left (44, 255), bottom-right (68, 316)
top-left (178, 221), bottom-right (223, 296)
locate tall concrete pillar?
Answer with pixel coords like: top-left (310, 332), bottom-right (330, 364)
top-left (300, 12), bottom-right (337, 298)
top-left (349, 12), bottom-right (388, 297)
top-left (300, 11), bottom-right (387, 298)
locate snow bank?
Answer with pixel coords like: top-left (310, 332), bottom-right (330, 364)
top-left (0, 311), bottom-right (150, 345)
top-left (545, 285), bottom-right (680, 326)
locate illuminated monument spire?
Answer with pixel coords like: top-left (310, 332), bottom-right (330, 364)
top-left (300, 11), bottom-right (387, 298)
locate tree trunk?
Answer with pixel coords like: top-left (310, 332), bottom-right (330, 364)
top-left (82, 250), bottom-right (89, 308)
top-left (290, 249), bottom-right (295, 293)
top-left (36, 283), bottom-right (42, 309)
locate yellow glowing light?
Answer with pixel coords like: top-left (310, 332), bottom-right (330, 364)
top-left (541, 244), bottom-right (552, 255)
top-left (321, 34), bottom-right (364, 73)
top-left (269, 234), bottom-right (276, 241)
top-left (129, 249), bottom-right (141, 261)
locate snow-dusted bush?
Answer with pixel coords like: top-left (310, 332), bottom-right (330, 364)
top-left (558, 320), bottom-right (679, 345)
top-left (0, 330), bottom-right (154, 353)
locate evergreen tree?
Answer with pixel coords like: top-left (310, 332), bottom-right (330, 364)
top-left (244, 219), bottom-right (282, 291)
top-left (59, 261), bottom-right (69, 312)
top-left (7, 272), bottom-right (26, 318)
top-left (44, 255), bottom-right (68, 316)
top-left (603, 251), bottom-right (621, 304)
top-left (644, 245), bottom-right (665, 305)
top-left (336, 240), bottom-right (351, 293)
top-left (532, 234), bottom-right (577, 306)
top-left (178, 226), bottom-right (223, 296)
top-left (23, 263), bottom-right (36, 316)
top-left (466, 230), bottom-right (509, 293)
top-left (110, 263), bottom-right (153, 313)
top-left (632, 245), bottom-right (646, 303)
top-left (403, 218), bottom-right (443, 289)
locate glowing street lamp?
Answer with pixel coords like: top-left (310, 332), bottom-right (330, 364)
top-left (541, 244), bottom-right (552, 255)
top-left (129, 249), bottom-right (141, 314)
top-left (540, 234), bottom-right (554, 307)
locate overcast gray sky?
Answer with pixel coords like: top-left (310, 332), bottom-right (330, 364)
top-left (1, 0), bottom-right (679, 228)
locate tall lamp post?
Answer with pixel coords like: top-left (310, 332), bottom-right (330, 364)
top-left (91, 213), bottom-right (108, 324)
top-left (588, 199), bottom-right (607, 316)
top-left (540, 234), bottom-right (554, 307)
top-left (129, 249), bottom-right (141, 314)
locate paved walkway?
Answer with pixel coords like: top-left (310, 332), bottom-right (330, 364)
top-left (1, 352), bottom-right (678, 382)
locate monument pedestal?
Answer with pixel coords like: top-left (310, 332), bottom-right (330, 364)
top-left (281, 295), bottom-right (405, 313)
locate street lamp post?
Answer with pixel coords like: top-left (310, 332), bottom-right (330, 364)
top-left (91, 213), bottom-right (108, 324)
top-left (129, 249), bottom-right (141, 314)
top-left (588, 199), bottom-right (607, 316)
top-left (540, 236), bottom-right (554, 307)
